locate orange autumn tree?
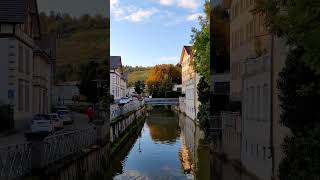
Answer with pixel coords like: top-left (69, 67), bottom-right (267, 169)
top-left (146, 64), bottom-right (181, 97)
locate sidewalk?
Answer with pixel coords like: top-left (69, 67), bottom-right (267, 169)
top-left (0, 112), bottom-right (90, 147)
top-left (0, 130), bottom-right (27, 147)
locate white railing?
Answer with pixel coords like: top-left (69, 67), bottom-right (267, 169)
top-left (43, 127), bottom-right (97, 165)
top-left (221, 111), bottom-right (241, 133)
top-left (110, 100), bottom-right (142, 120)
top-left (144, 98), bottom-right (179, 105)
top-left (0, 142), bottom-right (32, 179)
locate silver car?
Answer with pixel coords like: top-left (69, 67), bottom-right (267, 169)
top-left (57, 110), bottom-right (74, 125)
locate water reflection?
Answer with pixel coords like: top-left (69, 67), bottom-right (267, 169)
top-left (109, 107), bottom-right (257, 180)
top-left (146, 109), bottom-right (180, 144)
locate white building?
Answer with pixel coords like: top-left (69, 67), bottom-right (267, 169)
top-left (0, 0), bottom-right (43, 130)
top-left (110, 56), bottom-right (127, 100)
top-left (172, 84), bottom-right (182, 92)
top-left (32, 35), bottom-right (56, 114)
top-left (127, 86), bottom-right (135, 96)
top-left (241, 54), bottom-right (272, 180)
top-left (53, 81), bottom-right (80, 105)
top-left (180, 46), bottom-right (200, 121)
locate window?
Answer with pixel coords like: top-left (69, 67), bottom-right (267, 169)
top-left (263, 146), bottom-right (266, 160)
top-left (18, 79), bottom-right (24, 111)
top-left (257, 86), bottom-right (260, 121)
top-left (246, 23), bottom-right (250, 41)
top-left (18, 45), bottom-right (24, 73)
top-left (25, 81), bottom-right (29, 112)
top-left (25, 49), bottom-right (30, 74)
top-left (246, 88), bottom-right (249, 119)
top-left (240, 28), bottom-right (244, 45)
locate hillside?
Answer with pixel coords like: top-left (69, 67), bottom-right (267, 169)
top-left (57, 29), bottom-right (108, 65)
top-left (127, 69), bottom-right (150, 87)
top-left (39, 12), bottom-right (109, 81)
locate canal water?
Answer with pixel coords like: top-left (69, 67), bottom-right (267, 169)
top-left (107, 106), bottom-right (259, 180)
top-left (108, 106), bottom-right (209, 180)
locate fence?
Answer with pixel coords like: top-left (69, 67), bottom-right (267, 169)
top-left (0, 142), bottom-right (31, 179)
top-left (110, 100), bottom-right (143, 120)
top-left (43, 127), bottom-right (97, 165)
top-left (144, 98), bottom-right (179, 105)
top-left (0, 116), bottom-right (109, 180)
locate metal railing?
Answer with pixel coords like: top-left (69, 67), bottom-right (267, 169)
top-left (0, 142), bottom-right (32, 179)
top-left (110, 100), bottom-right (142, 120)
top-left (144, 98), bottom-right (179, 105)
top-left (43, 127), bottom-right (97, 165)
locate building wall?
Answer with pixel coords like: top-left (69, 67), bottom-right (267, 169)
top-left (181, 50), bottom-right (191, 94)
top-left (221, 112), bottom-right (241, 161)
top-left (33, 54), bottom-right (51, 114)
top-left (230, 0), bottom-right (270, 101)
top-left (54, 85), bottom-right (80, 105)
top-left (241, 54), bottom-right (272, 180)
top-left (110, 69), bottom-right (124, 100)
top-left (181, 49), bottom-right (200, 120)
top-left (0, 37), bottom-right (34, 130)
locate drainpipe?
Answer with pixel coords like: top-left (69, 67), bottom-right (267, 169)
top-left (270, 34), bottom-right (275, 180)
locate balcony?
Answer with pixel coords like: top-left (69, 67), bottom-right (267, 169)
top-left (211, 72), bottom-right (231, 95)
top-left (241, 54), bottom-right (271, 78)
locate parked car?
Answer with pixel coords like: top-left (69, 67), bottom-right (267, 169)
top-left (49, 113), bottom-right (63, 130)
top-left (30, 114), bottom-right (54, 133)
top-left (53, 106), bottom-right (70, 113)
top-left (57, 110), bottom-right (74, 125)
top-left (119, 98), bottom-right (128, 104)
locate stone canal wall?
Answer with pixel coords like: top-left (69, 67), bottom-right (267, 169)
top-left (110, 106), bottom-right (146, 155)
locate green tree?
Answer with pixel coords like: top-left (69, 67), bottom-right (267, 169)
top-left (258, 1), bottom-right (320, 179)
top-left (197, 77), bottom-right (210, 135)
top-left (78, 61), bottom-right (109, 103)
top-left (277, 48), bottom-right (320, 179)
top-left (134, 81), bottom-right (145, 94)
top-left (146, 64), bottom-right (181, 97)
top-left (191, 1), bottom-right (210, 83)
top-left (258, 0), bottom-right (320, 72)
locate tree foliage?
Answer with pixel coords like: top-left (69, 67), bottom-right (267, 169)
top-left (78, 61), bottom-right (109, 103)
top-left (258, 0), bottom-right (320, 72)
top-left (277, 48), bottom-right (320, 179)
top-left (191, 1), bottom-right (210, 82)
top-left (146, 64), bottom-right (181, 97)
top-left (134, 81), bottom-right (145, 94)
top-left (197, 77), bottom-right (210, 135)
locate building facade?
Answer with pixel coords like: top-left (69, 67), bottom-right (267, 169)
top-left (54, 81), bottom-right (80, 106)
top-left (110, 56), bottom-right (127, 100)
top-left (180, 46), bottom-right (200, 121)
top-left (0, 0), bottom-right (43, 130)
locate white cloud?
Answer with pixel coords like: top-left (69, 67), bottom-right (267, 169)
top-left (177, 0), bottom-right (199, 9)
top-left (186, 12), bottom-right (203, 21)
top-left (159, 0), bottom-right (175, 6)
top-left (158, 0), bottom-right (200, 10)
top-left (111, 0), bottom-right (158, 22)
top-left (123, 8), bottom-right (158, 22)
top-left (159, 56), bottom-right (179, 63)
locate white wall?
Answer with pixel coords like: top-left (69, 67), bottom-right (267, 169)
top-left (241, 55), bottom-right (272, 180)
top-left (0, 37), bottom-right (34, 130)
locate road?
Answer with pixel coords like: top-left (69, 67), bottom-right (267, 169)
top-left (0, 112), bottom-right (90, 147)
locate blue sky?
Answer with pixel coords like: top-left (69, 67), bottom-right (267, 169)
top-left (111, 0), bottom-right (206, 67)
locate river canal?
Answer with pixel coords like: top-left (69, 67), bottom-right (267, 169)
top-left (108, 106), bottom-right (209, 180)
top-left (106, 106), bottom-right (260, 180)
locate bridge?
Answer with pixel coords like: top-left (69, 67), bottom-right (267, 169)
top-left (144, 98), bottom-right (179, 105)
